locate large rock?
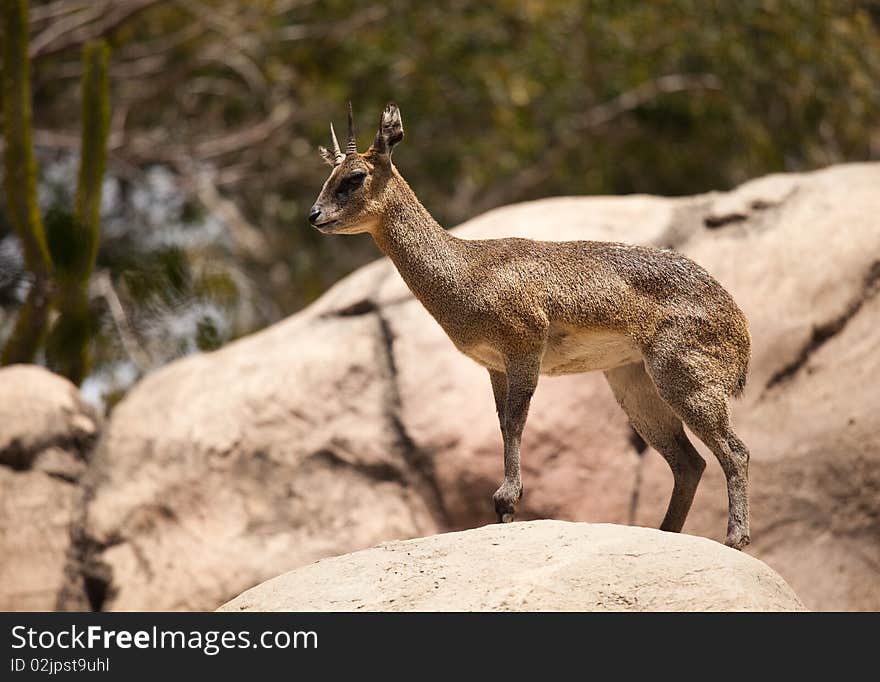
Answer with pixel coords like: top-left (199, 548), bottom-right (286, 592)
top-left (218, 521), bottom-right (806, 612)
top-left (65, 162), bottom-right (880, 611)
top-left (61, 302), bottom-right (441, 611)
top-left (0, 365), bottom-right (99, 610)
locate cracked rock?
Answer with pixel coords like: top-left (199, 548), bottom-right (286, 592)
top-left (65, 310), bottom-right (440, 611)
top-left (703, 172), bottom-right (799, 228)
top-left (0, 365), bottom-right (99, 610)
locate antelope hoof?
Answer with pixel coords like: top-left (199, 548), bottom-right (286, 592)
top-left (494, 501), bottom-right (516, 524)
top-left (725, 528), bottom-right (751, 550)
top-left (493, 480), bottom-right (522, 524)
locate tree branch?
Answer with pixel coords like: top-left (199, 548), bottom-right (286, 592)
top-left (29, 0), bottom-right (93, 25)
top-left (93, 270), bottom-right (153, 373)
top-left (31, 0), bottom-right (168, 59)
top-left (184, 168), bottom-right (271, 262)
top-left (470, 74), bottom-right (722, 215)
top-left (194, 101), bottom-right (294, 159)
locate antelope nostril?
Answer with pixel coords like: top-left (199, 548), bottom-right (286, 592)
top-left (308, 206), bottom-right (321, 224)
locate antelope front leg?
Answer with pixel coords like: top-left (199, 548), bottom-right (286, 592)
top-left (489, 369), bottom-right (508, 435)
top-left (492, 355), bottom-right (540, 523)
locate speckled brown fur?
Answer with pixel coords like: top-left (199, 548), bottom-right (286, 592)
top-left (310, 104), bottom-right (752, 549)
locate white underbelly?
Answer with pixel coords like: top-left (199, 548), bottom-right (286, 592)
top-left (540, 325), bottom-right (642, 376)
top-left (460, 343), bottom-right (507, 373)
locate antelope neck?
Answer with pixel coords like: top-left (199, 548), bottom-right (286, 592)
top-left (371, 180), bottom-right (466, 310)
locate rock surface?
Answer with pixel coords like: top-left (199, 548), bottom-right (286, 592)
top-left (58, 310), bottom-right (441, 611)
top-left (57, 162), bottom-right (880, 612)
top-left (0, 365), bottom-right (99, 610)
top-left (218, 521), bottom-right (806, 612)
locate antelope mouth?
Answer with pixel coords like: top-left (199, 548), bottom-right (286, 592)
top-left (313, 219), bottom-right (339, 231)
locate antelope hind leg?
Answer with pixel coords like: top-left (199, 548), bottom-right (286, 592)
top-left (605, 362), bottom-right (706, 533)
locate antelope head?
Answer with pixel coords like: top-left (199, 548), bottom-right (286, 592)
top-left (309, 102), bottom-right (405, 235)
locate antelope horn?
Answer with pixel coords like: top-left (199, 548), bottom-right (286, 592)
top-left (329, 123), bottom-right (344, 165)
top-left (346, 101), bottom-right (357, 155)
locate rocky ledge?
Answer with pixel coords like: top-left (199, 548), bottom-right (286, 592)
top-left (218, 521), bottom-right (806, 612)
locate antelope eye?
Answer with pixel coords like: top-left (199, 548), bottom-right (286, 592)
top-left (339, 172), bottom-right (366, 192)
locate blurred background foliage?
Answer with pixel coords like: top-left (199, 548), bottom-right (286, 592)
top-left (1, 0), bottom-right (879, 408)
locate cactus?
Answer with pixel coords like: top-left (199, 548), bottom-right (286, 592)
top-left (46, 41), bottom-right (110, 383)
top-left (75, 41), bottom-right (110, 263)
top-left (1, 0), bottom-right (52, 364)
top-left (1, 0), bottom-right (111, 385)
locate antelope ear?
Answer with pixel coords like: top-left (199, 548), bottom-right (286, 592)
top-left (318, 146), bottom-right (336, 167)
top-left (370, 103), bottom-right (404, 157)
